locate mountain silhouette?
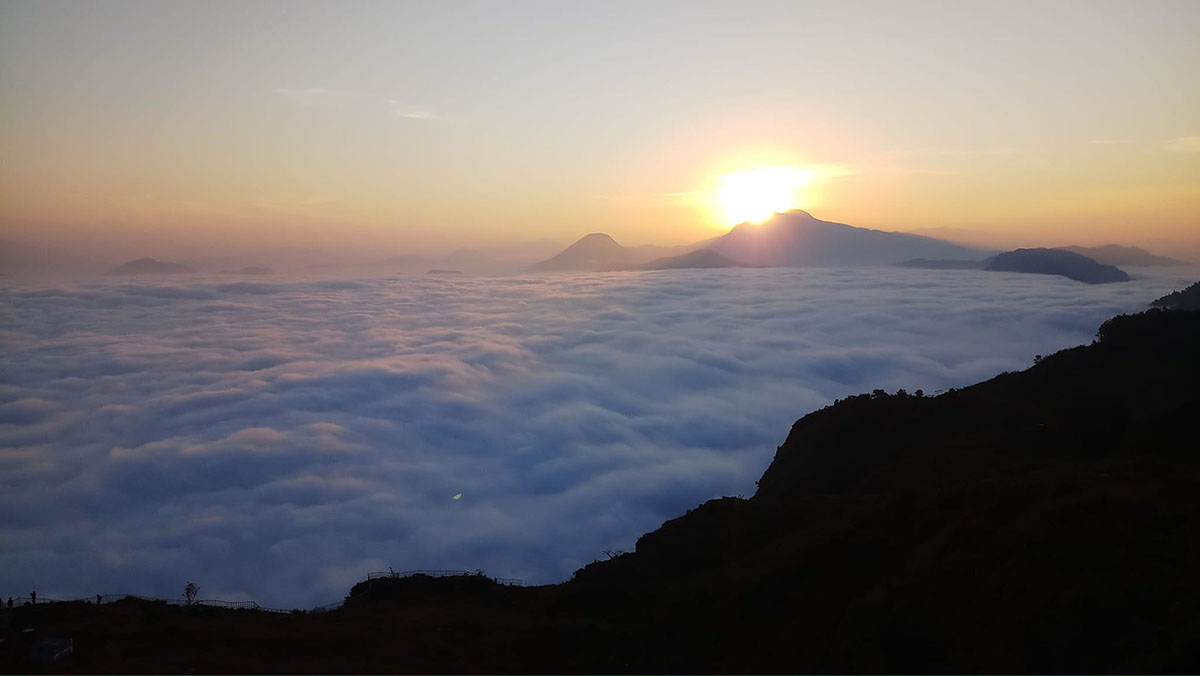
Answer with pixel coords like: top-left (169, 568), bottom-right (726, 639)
top-left (530, 211), bottom-right (987, 272)
top-left (526, 234), bottom-right (696, 272)
top-left (706, 210), bottom-right (988, 266)
top-left (1058, 244), bottom-right (1188, 267)
top-left (985, 248), bottom-right (1130, 283)
top-left (1151, 280), bottom-right (1200, 310)
top-left (637, 248), bottom-right (753, 270)
top-left (106, 258), bottom-right (197, 275)
top-left (10, 306), bottom-right (1198, 673)
top-left (528, 233), bottom-right (635, 271)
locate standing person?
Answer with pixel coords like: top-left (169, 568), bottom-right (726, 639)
top-left (30, 591), bottom-right (36, 605)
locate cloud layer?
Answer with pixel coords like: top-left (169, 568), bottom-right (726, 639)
top-left (1, 267), bottom-right (1195, 606)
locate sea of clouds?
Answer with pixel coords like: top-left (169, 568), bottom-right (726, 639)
top-left (1, 266), bottom-right (1195, 607)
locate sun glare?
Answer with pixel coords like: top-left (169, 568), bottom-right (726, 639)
top-left (717, 166), bottom-right (810, 226)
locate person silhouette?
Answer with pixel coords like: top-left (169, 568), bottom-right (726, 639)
top-left (30, 590), bottom-right (36, 605)
top-left (96, 594), bottom-right (102, 605)
top-left (6, 597), bottom-right (11, 610)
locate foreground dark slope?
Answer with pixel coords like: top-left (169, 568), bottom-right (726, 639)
top-left (8, 310), bottom-right (1199, 673)
top-left (581, 308), bottom-right (1199, 671)
top-left (1152, 280), bottom-right (1200, 310)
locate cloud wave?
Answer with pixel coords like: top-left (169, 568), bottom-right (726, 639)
top-left (1, 267), bottom-right (1195, 606)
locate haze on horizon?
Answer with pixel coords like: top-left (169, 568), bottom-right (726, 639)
top-left (1, 0), bottom-right (1198, 264)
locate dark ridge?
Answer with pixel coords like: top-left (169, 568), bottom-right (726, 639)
top-left (7, 309), bottom-right (1199, 673)
top-left (571, 308), bottom-right (1200, 673)
top-left (985, 247), bottom-right (1130, 283)
top-left (345, 573), bottom-right (518, 607)
top-left (1151, 280), bottom-right (1200, 310)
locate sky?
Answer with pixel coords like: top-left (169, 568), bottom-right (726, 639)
top-left (1, 0), bottom-right (1198, 259)
top-left (3, 266), bottom-right (1195, 607)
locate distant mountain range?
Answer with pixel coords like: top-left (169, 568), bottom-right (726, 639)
top-left (637, 248), bottom-right (755, 270)
top-left (2, 215), bottom-right (1191, 280)
top-left (707, 210), bottom-right (987, 266)
top-left (528, 233), bottom-right (635, 271)
top-left (527, 215), bottom-right (1165, 283)
top-left (529, 210), bottom-right (989, 271)
top-left (898, 248), bottom-right (1133, 284)
top-left (1058, 244), bottom-right (1187, 267)
top-left (526, 211), bottom-right (1199, 275)
top-left (524, 233), bottom-right (696, 272)
top-left (106, 258), bottom-right (197, 275)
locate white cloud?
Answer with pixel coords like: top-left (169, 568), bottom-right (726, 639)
top-left (1165, 135), bottom-right (1200, 153)
top-left (387, 100), bottom-right (439, 120)
top-left (1, 267), bottom-right (1196, 607)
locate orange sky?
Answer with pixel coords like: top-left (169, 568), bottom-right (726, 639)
top-left (1, 1), bottom-right (1198, 259)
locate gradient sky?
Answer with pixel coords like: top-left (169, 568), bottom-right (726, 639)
top-left (1, 0), bottom-right (1198, 258)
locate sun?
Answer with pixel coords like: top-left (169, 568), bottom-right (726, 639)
top-left (716, 166), bottom-right (810, 226)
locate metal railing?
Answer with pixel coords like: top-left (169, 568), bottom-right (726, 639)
top-left (364, 569), bottom-right (523, 586)
top-left (0, 594), bottom-right (328, 614)
top-left (366, 569), bottom-right (473, 580)
top-left (1, 568), bottom-right (521, 614)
